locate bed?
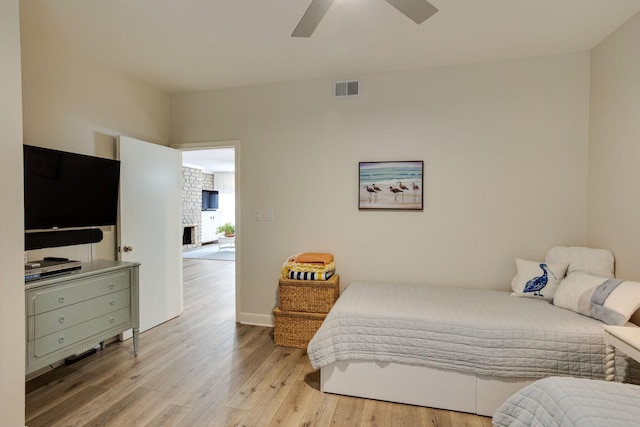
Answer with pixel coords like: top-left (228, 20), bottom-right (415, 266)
top-left (492, 377), bottom-right (640, 426)
top-left (306, 247), bottom-right (640, 416)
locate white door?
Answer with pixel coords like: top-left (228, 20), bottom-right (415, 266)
top-left (117, 136), bottom-right (183, 332)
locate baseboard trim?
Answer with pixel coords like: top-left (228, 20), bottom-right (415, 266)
top-left (238, 312), bottom-right (274, 327)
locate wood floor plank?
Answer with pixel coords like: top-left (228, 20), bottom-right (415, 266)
top-left (25, 259), bottom-right (494, 426)
top-left (79, 387), bottom-right (161, 427)
top-left (225, 346), bottom-right (303, 410)
top-left (330, 395), bottom-right (367, 427)
top-left (143, 403), bottom-right (192, 427)
top-left (26, 385), bottom-right (107, 427)
top-left (450, 411), bottom-right (493, 427)
top-left (267, 378), bottom-right (315, 427)
top-left (204, 406), bottom-right (247, 427)
top-left (298, 388), bottom-right (340, 427)
top-left (232, 351), bottom-right (309, 426)
top-left (360, 399), bottom-right (397, 427)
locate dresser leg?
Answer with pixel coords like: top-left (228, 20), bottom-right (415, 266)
top-left (605, 344), bottom-right (616, 381)
top-left (133, 328), bottom-right (139, 356)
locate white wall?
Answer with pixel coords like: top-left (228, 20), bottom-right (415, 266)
top-left (0, 1), bottom-right (25, 425)
top-left (20, 22), bottom-right (170, 262)
top-left (171, 53), bottom-right (591, 324)
top-left (588, 12), bottom-right (640, 280)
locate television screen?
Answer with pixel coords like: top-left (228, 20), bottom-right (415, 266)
top-left (202, 190), bottom-right (219, 211)
top-left (24, 145), bottom-right (121, 230)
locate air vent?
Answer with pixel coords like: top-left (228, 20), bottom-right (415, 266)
top-left (334, 79), bottom-right (359, 98)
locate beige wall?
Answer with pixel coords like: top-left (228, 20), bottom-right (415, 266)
top-left (588, 12), bottom-right (640, 280)
top-left (171, 53), bottom-right (591, 324)
top-left (20, 22), bottom-right (171, 263)
top-left (0, 1), bottom-right (25, 425)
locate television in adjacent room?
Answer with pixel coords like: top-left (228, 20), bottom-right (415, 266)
top-left (23, 145), bottom-right (121, 231)
top-left (202, 190), bottom-right (219, 211)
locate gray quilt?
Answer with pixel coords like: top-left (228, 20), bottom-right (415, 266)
top-left (307, 282), bottom-right (638, 380)
top-left (493, 377), bottom-right (640, 426)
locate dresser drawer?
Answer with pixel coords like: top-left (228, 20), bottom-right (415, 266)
top-left (29, 289), bottom-right (130, 339)
top-left (33, 307), bottom-right (131, 358)
top-left (27, 270), bottom-right (130, 316)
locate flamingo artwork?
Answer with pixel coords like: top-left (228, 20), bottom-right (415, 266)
top-left (523, 263), bottom-right (558, 297)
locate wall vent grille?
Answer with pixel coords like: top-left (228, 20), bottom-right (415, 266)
top-left (334, 79), bottom-right (359, 97)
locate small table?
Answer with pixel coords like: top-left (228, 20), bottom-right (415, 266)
top-left (603, 325), bottom-right (640, 381)
top-left (218, 235), bottom-right (235, 250)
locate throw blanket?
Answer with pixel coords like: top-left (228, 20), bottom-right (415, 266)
top-left (288, 270), bottom-right (334, 281)
top-left (308, 282), bottom-right (640, 381)
top-left (281, 255), bottom-right (336, 279)
top-left (493, 377), bottom-right (640, 426)
top-left (294, 252), bottom-right (334, 264)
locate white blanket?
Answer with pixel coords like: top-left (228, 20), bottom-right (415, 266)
top-left (493, 377), bottom-right (640, 427)
top-left (307, 282), bottom-right (637, 380)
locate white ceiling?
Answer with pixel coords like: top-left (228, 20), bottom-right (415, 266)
top-left (20, 0), bottom-right (640, 95)
top-left (19, 1), bottom-right (640, 173)
top-left (182, 148), bottom-right (235, 174)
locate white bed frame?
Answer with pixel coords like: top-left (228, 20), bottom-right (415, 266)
top-left (320, 360), bottom-right (535, 416)
top-left (321, 311), bottom-right (640, 417)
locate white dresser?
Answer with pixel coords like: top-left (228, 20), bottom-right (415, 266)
top-left (25, 260), bottom-right (140, 375)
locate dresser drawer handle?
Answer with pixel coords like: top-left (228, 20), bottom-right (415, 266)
top-left (58, 336), bottom-right (65, 344)
top-left (109, 283), bottom-right (114, 289)
top-left (58, 296), bottom-right (65, 304)
top-left (110, 300), bottom-right (115, 306)
top-left (109, 317), bottom-right (115, 324)
top-left (58, 316), bottom-right (65, 324)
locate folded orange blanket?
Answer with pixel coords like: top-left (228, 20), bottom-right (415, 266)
top-left (294, 252), bottom-right (334, 264)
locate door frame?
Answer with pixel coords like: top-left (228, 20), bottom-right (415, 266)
top-left (171, 140), bottom-right (241, 323)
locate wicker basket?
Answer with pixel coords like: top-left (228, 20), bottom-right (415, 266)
top-left (273, 308), bottom-right (327, 349)
top-left (278, 274), bottom-right (340, 313)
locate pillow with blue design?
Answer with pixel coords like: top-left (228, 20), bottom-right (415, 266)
top-left (511, 258), bottom-right (569, 300)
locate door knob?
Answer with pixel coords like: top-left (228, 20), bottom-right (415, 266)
top-left (121, 246), bottom-right (133, 253)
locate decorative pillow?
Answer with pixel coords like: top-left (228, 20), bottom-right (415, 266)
top-left (511, 258), bottom-right (569, 300)
top-left (553, 271), bottom-right (640, 325)
top-left (545, 246), bottom-right (615, 277)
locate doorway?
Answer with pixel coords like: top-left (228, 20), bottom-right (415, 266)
top-left (181, 148), bottom-right (235, 258)
top-left (172, 140), bottom-right (240, 322)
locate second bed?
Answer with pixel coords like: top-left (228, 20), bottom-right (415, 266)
top-left (307, 282), bottom-right (639, 416)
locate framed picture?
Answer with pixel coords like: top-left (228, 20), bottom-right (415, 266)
top-left (359, 161), bottom-right (423, 210)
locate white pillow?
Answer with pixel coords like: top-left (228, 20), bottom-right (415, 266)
top-left (553, 271), bottom-right (640, 325)
top-left (545, 246), bottom-right (614, 277)
top-left (511, 258), bottom-right (569, 300)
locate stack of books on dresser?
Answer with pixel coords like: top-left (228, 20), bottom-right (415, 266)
top-left (273, 253), bottom-right (339, 349)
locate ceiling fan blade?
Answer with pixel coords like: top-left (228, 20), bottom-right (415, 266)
top-left (385, 0), bottom-right (438, 25)
top-left (291, 0), bottom-right (335, 38)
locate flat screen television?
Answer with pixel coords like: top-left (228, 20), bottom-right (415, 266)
top-left (23, 145), bottom-right (121, 230)
top-left (202, 190), bottom-right (219, 211)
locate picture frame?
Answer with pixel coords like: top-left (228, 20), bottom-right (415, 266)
top-left (359, 161), bottom-right (423, 210)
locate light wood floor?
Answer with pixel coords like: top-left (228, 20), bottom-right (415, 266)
top-left (25, 259), bottom-right (493, 427)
